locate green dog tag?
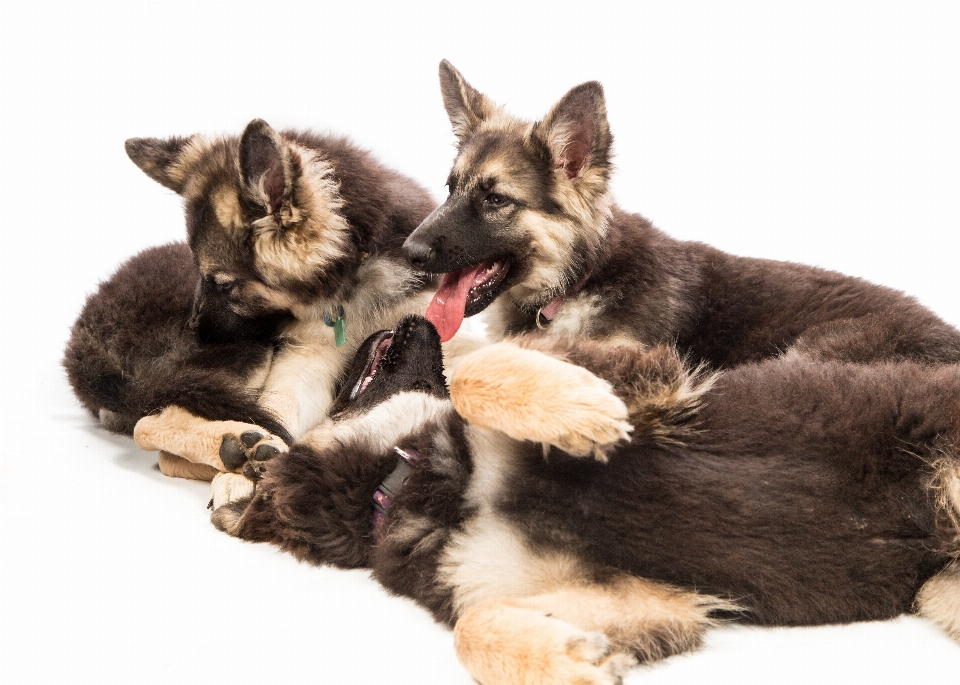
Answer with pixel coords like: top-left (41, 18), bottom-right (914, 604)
top-left (333, 316), bottom-right (346, 347)
top-left (324, 305), bottom-right (347, 347)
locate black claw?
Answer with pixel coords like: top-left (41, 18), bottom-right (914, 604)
top-left (219, 434), bottom-right (247, 471)
top-left (253, 444), bottom-right (280, 461)
top-left (207, 499), bottom-right (214, 510)
top-left (240, 431), bottom-right (264, 448)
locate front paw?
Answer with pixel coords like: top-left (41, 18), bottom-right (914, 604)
top-left (451, 343), bottom-right (632, 460)
top-left (219, 430), bottom-right (286, 479)
top-left (209, 472), bottom-right (256, 535)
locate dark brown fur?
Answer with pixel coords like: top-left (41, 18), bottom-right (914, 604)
top-left (214, 317), bottom-right (960, 676)
top-left (65, 122), bottom-right (436, 462)
top-left (404, 62), bottom-right (960, 369)
top-left (63, 242), bottom-right (288, 438)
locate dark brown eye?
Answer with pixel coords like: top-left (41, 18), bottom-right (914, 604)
top-left (484, 192), bottom-right (507, 208)
top-left (214, 279), bottom-right (237, 294)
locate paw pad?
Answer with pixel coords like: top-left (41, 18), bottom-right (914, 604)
top-left (219, 430), bottom-right (286, 474)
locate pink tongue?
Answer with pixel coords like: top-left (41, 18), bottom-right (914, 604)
top-left (426, 263), bottom-right (490, 342)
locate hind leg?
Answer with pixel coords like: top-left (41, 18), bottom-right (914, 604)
top-left (454, 575), bottom-right (732, 684)
top-left (134, 405), bottom-right (286, 476)
top-left (157, 451), bottom-right (219, 481)
top-left (915, 454), bottom-right (960, 642)
top-left (916, 560), bottom-right (960, 642)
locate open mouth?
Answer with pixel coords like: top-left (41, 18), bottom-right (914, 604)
top-left (425, 258), bottom-right (510, 342)
top-left (350, 331), bottom-right (393, 399)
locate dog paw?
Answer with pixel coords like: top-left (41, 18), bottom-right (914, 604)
top-left (558, 630), bottom-right (635, 684)
top-left (451, 342), bottom-right (632, 460)
top-left (543, 378), bottom-right (633, 461)
top-left (455, 604), bottom-right (636, 685)
top-left (134, 406), bottom-right (289, 474)
top-left (210, 472), bottom-right (255, 510)
top-left (209, 472), bottom-right (256, 536)
top-left (219, 430), bottom-right (286, 478)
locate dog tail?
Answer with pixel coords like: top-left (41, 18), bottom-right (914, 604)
top-left (62, 321), bottom-right (140, 433)
top-left (63, 242), bottom-right (198, 434)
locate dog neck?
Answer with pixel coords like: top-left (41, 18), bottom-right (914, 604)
top-left (535, 270), bottom-right (593, 329)
top-left (372, 446), bottom-right (421, 543)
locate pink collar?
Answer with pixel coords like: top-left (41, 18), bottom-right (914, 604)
top-left (372, 447), bottom-right (420, 543)
top-left (536, 270), bottom-right (592, 329)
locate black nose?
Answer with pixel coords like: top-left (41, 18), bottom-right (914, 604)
top-left (402, 235), bottom-right (435, 270)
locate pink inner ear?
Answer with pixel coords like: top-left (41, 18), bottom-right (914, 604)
top-left (262, 163), bottom-right (285, 215)
top-left (557, 120), bottom-right (594, 180)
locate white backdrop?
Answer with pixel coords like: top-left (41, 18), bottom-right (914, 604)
top-left (3, 2), bottom-right (960, 683)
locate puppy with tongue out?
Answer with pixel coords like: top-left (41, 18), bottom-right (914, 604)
top-left (401, 61), bottom-right (611, 345)
top-left (424, 260), bottom-right (510, 342)
top-left (404, 61), bottom-right (960, 378)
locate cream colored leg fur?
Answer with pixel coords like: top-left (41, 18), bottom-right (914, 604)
top-left (134, 406), bottom-right (286, 472)
top-left (450, 342), bottom-right (632, 460)
top-left (454, 576), bottom-right (733, 685)
top-left (157, 451), bottom-right (219, 481)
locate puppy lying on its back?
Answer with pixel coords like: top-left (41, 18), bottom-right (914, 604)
top-left (213, 315), bottom-right (960, 684)
top-left (64, 120), bottom-right (461, 480)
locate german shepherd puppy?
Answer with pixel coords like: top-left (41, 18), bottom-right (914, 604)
top-left (64, 119), bottom-right (446, 480)
top-left (403, 61), bottom-right (960, 370)
top-left (211, 316), bottom-right (960, 683)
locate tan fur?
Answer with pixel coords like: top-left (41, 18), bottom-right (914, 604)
top-left (157, 451), bottom-right (219, 481)
top-left (178, 137), bottom-right (223, 200)
top-left (237, 279), bottom-right (300, 313)
top-left (254, 337), bottom-right (346, 439)
top-left (441, 59), bottom-right (509, 143)
top-left (457, 426), bottom-right (523, 513)
top-left (133, 405), bottom-right (287, 471)
top-left (210, 472), bottom-right (256, 511)
top-left (454, 576), bottom-right (732, 684)
top-left (133, 264), bottom-right (477, 475)
top-left (211, 184), bottom-right (245, 233)
top-left (915, 560), bottom-right (960, 641)
top-left (448, 125), bottom-right (609, 311)
top-left (510, 211), bottom-right (583, 304)
top-left (450, 342), bottom-right (631, 459)
top-left (508, 337), bottom-right (716, 444)
top-left (165, 136), bottom-right (212, 191)
top-left (933, 457), bottom-right (960, 543)
top-left (439, 514), bottom-right (591, 614)
top-left (251, 143), bottom-right (352, 289)
top-left (253, 282), bottom-right (456, 440)
top-left (455, 599), bottom-right (633, 685)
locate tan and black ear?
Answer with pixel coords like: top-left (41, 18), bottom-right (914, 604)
top-left (124, 136), bottom-right (195, 193)
top-left (534, 82), bottom-right (611, 181)
top-left (438, 60), bottom-right (497, 142)
top-left (238, 119), bottom-right (293, 218)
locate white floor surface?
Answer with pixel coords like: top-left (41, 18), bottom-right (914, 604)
top-left (3, 3), bottom-right (960, 683)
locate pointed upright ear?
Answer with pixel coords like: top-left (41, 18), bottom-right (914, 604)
top-left (534, 82), bottom-right (611, 181)
top-left (238, 119), bottom-right (292, 217)
top-left (438, 60), bottom-right (497, 142)
top-left (125, 136), bottom-right (195, 193)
